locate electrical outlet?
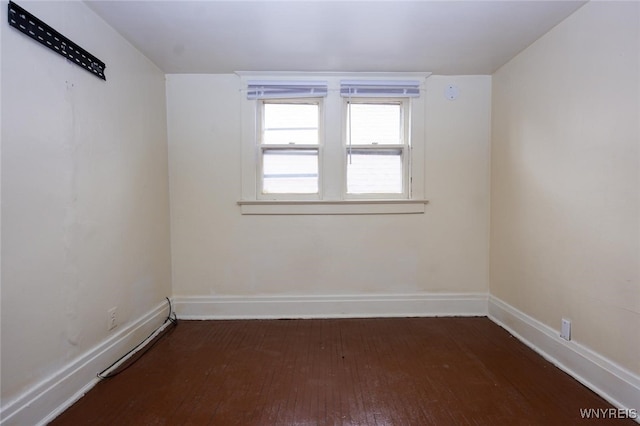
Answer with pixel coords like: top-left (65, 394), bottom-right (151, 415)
top-left (108, 307), bottom-right (118, 331)
top-left (560, 318), bottom-right (571, 341)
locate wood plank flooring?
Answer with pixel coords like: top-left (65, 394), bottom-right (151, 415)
top-left (51, 317), bottom-right (633, 425)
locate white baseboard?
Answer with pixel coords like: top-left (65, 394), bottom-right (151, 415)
top-left (173, 293), bottom-right (489, 319)
top-left (488, 295), bottom-right (640, 422)
top-left (0, 300), bottom-right (170, 426)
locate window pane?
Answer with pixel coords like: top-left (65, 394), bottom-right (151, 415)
top-left (263, 103), bottom-right (318, 145)
top-left (348, 103), bottom-right (402, 145)
top-left (263, 149), bottom-right (318, 194)
top-left (347, 149), bottom-right (403, 194)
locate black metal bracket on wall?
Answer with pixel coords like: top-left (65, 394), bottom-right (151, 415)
top-left (7, 1), bottom-right (106, 80)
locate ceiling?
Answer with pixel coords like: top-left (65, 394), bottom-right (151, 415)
top-left (86, 0), bottom-right (587, 75)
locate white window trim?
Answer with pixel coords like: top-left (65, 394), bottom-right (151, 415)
top-left (237, 199), bottom-right (429, 215)
top-left (239, 72), bottom-right (430, 215)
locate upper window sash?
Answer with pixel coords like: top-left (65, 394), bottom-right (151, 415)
top-left (340, 80), bottom-right (421, 98)
top-left (260, 100), bottom-right (321, 146)
top-left (247, 80), bottom-right (328, 100)
top-left (345, 100), bottom-right (406, 146)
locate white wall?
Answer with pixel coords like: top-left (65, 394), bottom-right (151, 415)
top-left (491, 1), bottom-right (639, 375)
top-left (1, 0), bottom-right (171, 414)
top-left (167, 74), bottom-right (491, 302)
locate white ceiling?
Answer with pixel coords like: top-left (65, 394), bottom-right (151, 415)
top-left (86, 0), bottom-right (587, 75)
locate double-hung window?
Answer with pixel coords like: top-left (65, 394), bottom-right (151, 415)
top-left (345, 101), bottom-right (407, 195)
top-left (240, 74), bottom-right (428, 214)
top-left (260, 100), bottom-right (321, 196)
top-left (248, 81), bottom-right (327, 199)
top-left (342, 80), bottom-right (419, 198)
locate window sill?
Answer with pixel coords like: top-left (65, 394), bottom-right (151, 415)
top-left (237, 199), bottom-right (429, 215)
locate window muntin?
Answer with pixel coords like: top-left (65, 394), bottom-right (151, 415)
top-left (345, 99), bottom-right (409, 197)
top-left (258, 100), bottom-right (321, 196)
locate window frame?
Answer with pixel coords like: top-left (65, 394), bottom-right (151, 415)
top-left (257, 98), bottom-right (324, 200)
top-left (343, 98), bottom-right (411, 199)
top-left (239, 72), bottom-right (429, 215)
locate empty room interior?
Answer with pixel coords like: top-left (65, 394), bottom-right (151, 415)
top-left (1, 0), bottom-right (639, 424)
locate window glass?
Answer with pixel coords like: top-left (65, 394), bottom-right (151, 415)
top-left (263, 103), bottom-right (318, 145)
top-left (262, 149), bottom-right (319, 194)
top-left (348, 103), bottom-right (402, 145)
top-left (346, 148), bottom-right (403, 194)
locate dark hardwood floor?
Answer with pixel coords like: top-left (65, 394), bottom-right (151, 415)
top-left (51, 317), bottom-right (632, 425)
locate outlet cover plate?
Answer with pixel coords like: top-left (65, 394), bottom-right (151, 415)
top-left (560, 318), bottom-right (571, 341)
top-left (108, 307), bottom-right (117, 331)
